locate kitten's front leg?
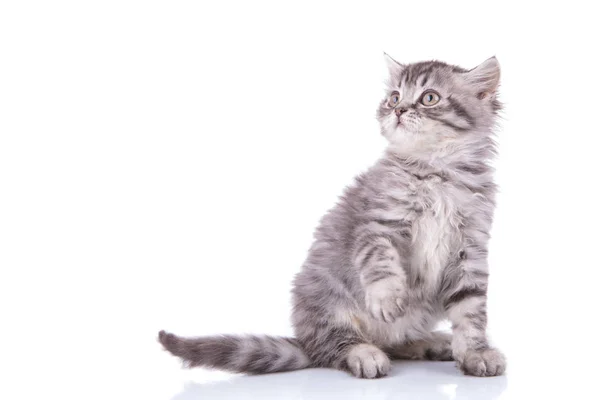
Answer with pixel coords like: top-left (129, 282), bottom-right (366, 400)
top-left (353, 231), bottom-right (409, 323)
top-left (443, 255), bottom-right (506, 376)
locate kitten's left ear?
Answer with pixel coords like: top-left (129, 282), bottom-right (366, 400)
top-left (384, 52), bottom-right (405, 79)
top-left (465, 56), bottom-right (501, 99)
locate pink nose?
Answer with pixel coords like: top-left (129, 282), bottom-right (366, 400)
top-left (395, 108), bottom-right (407, 116)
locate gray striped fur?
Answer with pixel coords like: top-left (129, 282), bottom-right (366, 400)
top-left (158, 331), bottom-right (310, 374)
top-left (159, 55), bottom-right (506, 378)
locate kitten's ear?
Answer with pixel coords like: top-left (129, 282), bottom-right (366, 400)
top-left (465, 56), bottom-right (501, 99)
top-left (384, 52), bottom-right (405, 79)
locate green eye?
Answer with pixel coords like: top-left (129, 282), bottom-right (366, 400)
top-left (420, 90), bottom-right (441, 106)
top-left (389, 91), bottom-right (400, 106)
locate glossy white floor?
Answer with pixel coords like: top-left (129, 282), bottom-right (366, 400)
top-left (168, 359), bottom-right (508, 400)
top-left (58, 315), bottom-right (590, 400)
top-left (115, 329), bottom-right (592, 400)
top-left (156, 325), bottom-right (597, 400)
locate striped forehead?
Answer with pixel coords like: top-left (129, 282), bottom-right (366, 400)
top-left (398, 61), bottom-right (467, 89)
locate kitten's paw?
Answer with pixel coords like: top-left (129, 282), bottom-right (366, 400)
top-left (458, 348), bottom-right (506, 377)
top-left (346, 344), bottom-right (391, 379)
top-left (365, 277), bottom-right (407, 323)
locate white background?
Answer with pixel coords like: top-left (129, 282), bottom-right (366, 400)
top-left (1, 1), bottom-right (599, 399)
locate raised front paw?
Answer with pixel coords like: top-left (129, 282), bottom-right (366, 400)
top-left (365, 277), bottom-right (407, 323)
top-left (458, 348), bottom-right (506, 377)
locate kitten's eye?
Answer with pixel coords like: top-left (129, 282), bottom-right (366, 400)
top-left (420, 91), bottom-right (441, 106)
top-left (389, 91), bottom-right (400, 106)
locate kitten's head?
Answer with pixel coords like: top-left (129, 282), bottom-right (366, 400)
top-left (377, 55), bottom-right (501, 154)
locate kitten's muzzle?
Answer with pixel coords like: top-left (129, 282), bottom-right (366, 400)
top-left (395, 108), bottom-right (407, 126)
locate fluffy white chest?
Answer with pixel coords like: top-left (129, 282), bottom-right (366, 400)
top-left (411, 177), bottom-right (463, 288)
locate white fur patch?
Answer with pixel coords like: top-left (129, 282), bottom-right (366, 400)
top-left (411, 178), bottom-right (463, 289)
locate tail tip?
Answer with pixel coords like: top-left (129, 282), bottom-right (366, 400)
top-left (158, 330), bottom-right (177, 348)
top-left (157, 330), bottom-right (192, 368)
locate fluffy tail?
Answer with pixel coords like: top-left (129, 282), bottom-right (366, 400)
top-left (158, 330), bottom-right (311, 374)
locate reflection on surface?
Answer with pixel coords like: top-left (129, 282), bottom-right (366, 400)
top-left (172, 360), bottom-right (507, 400)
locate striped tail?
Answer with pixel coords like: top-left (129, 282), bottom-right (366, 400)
top-left (158, 330), bottom-right (311, 374)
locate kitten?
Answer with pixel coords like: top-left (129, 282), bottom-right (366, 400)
top-left (159, 55), bottom-right (506, 378)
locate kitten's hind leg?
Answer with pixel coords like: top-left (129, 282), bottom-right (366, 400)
top-left (298, 323), bottom-right (391, 379)
top-left (293, 268), bottom-right (391, 379)
top-left (386, 331), bottom-right (454, 361)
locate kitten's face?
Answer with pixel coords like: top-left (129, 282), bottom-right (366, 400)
top-left (377, 57), bottom-right (501, 153)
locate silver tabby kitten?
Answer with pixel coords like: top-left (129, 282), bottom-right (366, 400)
top-left (159, 55), bottom-right (506, 378)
